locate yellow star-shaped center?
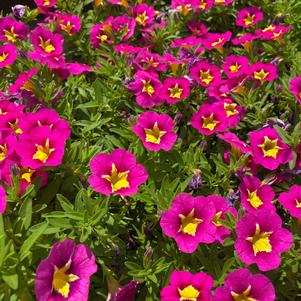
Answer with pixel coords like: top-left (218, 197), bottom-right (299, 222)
top-left (231, 285), bottom-right (257, 301)
top-left (168, 83), bottom-right (184, 99)
top-left (202, 113), bottom-right (219, 131)
top-left (178, 208), bottom-right (203, 236)
top-left (258, 136), bottom-right (282, 158)
top-left (32, 138), bottom-right (55, 163)
top-left (102, 163), bottom-right (130, 192)
top-left (178, 285), bottom-right (200, 301)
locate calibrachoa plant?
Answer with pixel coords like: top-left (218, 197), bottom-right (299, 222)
top-left (0, 0), bottom-right (301, 300)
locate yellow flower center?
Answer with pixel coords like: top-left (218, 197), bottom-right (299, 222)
top-left (177, 4), bottom-right (191, 16)
top-left (247, 190), bottom-right (263, 209)
top-left (247, 223), bottom-right (273, 256)
top-left (258, 136), bottom-right (282, 158)
top-left (44, 0), bottom-right (51, 6)
top-left (202, 113), bottom-right (219, 131)
top-left (224, 103), bottom-right (238, 117)
top-left (20, 167), bottom-right (35, 183)
top-left (0, 52), bottom-right (8, 62)
top-left (32, 138), bottom-right (55, 163)
top-left (253, 69), bottom-right (269, 83)
top-left (9, 119), bottom-right (23, 134)
top-left (244, 14), bottom-right (256, 26)
top-left (200, 70), bottom-right (214, 85)
top-left (295, 199), bottom-right (301, 208)
top-left (3, 27), bottom-right (18, 42)
top-left (102, 163), bottom-right (130, 192)
top-left (136, 11), bottom-right (149, 25)
top-left (199, 0), bottom-right (208, 9)
top-left (0, 109), bottom-right (7, 115)
top-left (212, 38), bottom-right (224, 47)
top-left (231, 285), bottom-right (257, 301)
top-left (141, 79), bottom-right (155, 96)
top-left (39, 37), bottom-right (55, 53)
top-left (60, 21), bottom-right (74, 35)
top-left (168, 83), bottom-right (184, 99)
top-left (212, 211), bottom-right (223, 227)
top-left (178, 285), bottom-right (200, 301)
top-left (144, 57), bottom-right (159, 68)
top-left (144, 122), bottom-right (166, 144)
top-left (52, 260), bottom-right (79, 298)
top-left (97, 34), bottom-right (108, 42)
top-left (229, 63), bottom-right (241, 73)
top-left (262, 25), bottom-right (276, 32)
top-left (0, 144), bottom-right (8, 161)
top-left (178, 208), bottom-right (203, 236)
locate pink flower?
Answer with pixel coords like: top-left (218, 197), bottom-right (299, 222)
top-left (232, 33), bottom-right (258, 52)
top-left (171, 0), bottom-right (199, 15)
top-left (279, 185), bottom-right (301, 219)
top-left (208, 195), bottom-right (237, 243)
top-left (239, 175), bottom-right (275, 213)
top-left (249, 62), bottom-right (278, 84)
top-left (90, 21), bottom-right (114, 48)
top-left (0, 131), bottom-right (17, 167)
top-left (111, 15), bottom-right (136, 41)
top-left (34, 0), bottom-right (57, 9)
top-left (53, 62), bottom-right (92, 79)
top-left (191, 103), bottom-right (228, 135)
top-left (213, 0), bottom-right (233, 6)
top-left (160, 193), bottom-right (216, 253)
top-left (217, 132), bottom-right (250, 154)
top-left (170, 36), bottom-right (202, 48)
top-left (214, 268), bottom-right (275, 301)
top-left (190, 61), bottom-right (221, 87)
top-left (132, 4), bottom-right (155, 27)
top-left (133, 50), bottom-right (167, 72)
top-left (131, 111), bottom-right (177, 151)
top-left (236, 7), bottom-right (264, 28)
top-left (0, 44), bottom-right (18, 69)
top-left (0, 110), bottom-right (24, 135)
top-left (249, 127), bottom-right (293, 170)
top-left (114, 43), bottom-right (142, 55)
top-left (15, 126), bottom-right (69, 169)
top-left (29, 27), bottom-right (64, 58)
top-left (0, 17), bottom-right (29, 42)
top-left (89, 149), bottom-right (148, 196)
top-left (19, 108), bottom-right (71, 140)
top-left (222, 55), bottom-right (249, 78)
top-left (129, 71), bottom-right (163, 108)
top-left (7, 68), bottom-right (39, 94)
top-left (234, 210), bottom-right (293, 271)
top-left (213, 99), bottom-right (244, 127)
top-left (0, 99), bottom-right (24, 115)
top-left (257, 24), bottom-right (292, 41)
top-left (198, 0), bottom-right (214, 11)
top-left (289, 76), bottom-right (301, 103)
top-left (202, 32), bottom-right (232, 51)
top-left (161, 270), bottom-right (214, 301)
top-left (187, 22), bottom-right (208, 36)
top-left (54, 13), bottom-right (81, 36)
top-left (0, 184), bottom-right (6, 214)
top-left (161, 77), bottom-right (190, 104)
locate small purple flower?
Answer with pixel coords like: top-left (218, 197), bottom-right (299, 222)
top-left (12, 5), bottom-right (26, 18)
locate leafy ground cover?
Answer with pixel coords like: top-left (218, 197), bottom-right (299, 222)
top-left (1, 0), bottom-right (301, 300)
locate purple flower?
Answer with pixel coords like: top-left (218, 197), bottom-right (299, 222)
top-left (35, 239), bottom-right (97, 300)
top-left (12, 5), bottom-right (26, 18)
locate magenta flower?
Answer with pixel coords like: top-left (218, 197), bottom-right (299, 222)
top-left (170, 36), bottom-right (202, 48)
top-left (171, 0), bottom-right (199, 15)
top-left (35, 239), bottom-right (97, 301)
top-left (54, 13), bottom-right (81, 36)
top-left (129, 71), bottom-right (163, 108)
top-left (249, 62), bottom-right (278, 84)
top-left (187, 22), bottom-right (208, 36)
top-left (162, 77), bottom-right (190, 104)
top-left (111, 15), bottom-right (136, 41)
top-left (236, 7), bottom-right (263, 28)
top-left (133, 50), bottom-right (167, 72)
top-left (232, 33), bottom-right (259, 52)
top-left (218, 132), bottom-right (251, 154)
top-left (190, 61), bottom-right (221, 87)
top-left (160, 193), bottom-right (216, 253)
top-left (249, 127), bottom-right (293, 170)
top-left (107, 280), bottom-right (139, 301)
top-left (0, 110), bottom-right (24, 135)
top-left (208, 195), bottom-right (237, 243)
top-left (191, 103), bottom-right (228, 135)
top-left (213, 99), bottom-right (243, 127)
top-left (89, 149), bottom-right (148, 196)
top-left (114, 43), bottom-right (142, 55)
top-left (34, 0), bottom-right (57, 9)
top-left (234, 210), bottom-right (293, 271)
top-left (0, 99), bottom-right (24, 116)
top-left (131, 111), bottom-right (177, 152)
top-left (279, 185), bottom-right (301, 219)
top-left (0, 44), bottom-right (18, 69)
top-left (222, 55), bottom-right (249, 78)
top-left (29, 27), bottom-right (64, 59)
top-left (0, 17), bottom-right (29, 42)
top-left (214, 268), bottom-right (275, 301)
top-left (132, 4), bottom-right (155, 27)
top-left (161, 270), bottom-right (213, 301)
top-left (53, 62), bottom-right (92, 79)
top-left (202, 32), bottom-right (232, 52)
top-left (0, 131), bottom-right (17, 167)
top-left (198, 0), bottom-right (214, 11)
top-left (257, 24), bottom-right (292, 41)
top-left (239, 175), bottom-right (275, 213)
top-left (15, 126), bottom-right (69, 169)
top-left (90, 21), bottom-right (114, 48)
top-left (213, 0), bottom-right (233, 6)
top-left (19, 108), bottom-right (71, 140)
top-left (289, 76), bottom-right (301, 104)
top-left (0, 184), bottom-right (6, 214)
top-left (7, 68), bottom-right (39, 94)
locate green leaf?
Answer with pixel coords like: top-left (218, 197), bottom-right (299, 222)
top-left (19, 198), bottom-right (32, 230)
top-left (2, 273), bottom-right (18, 290)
